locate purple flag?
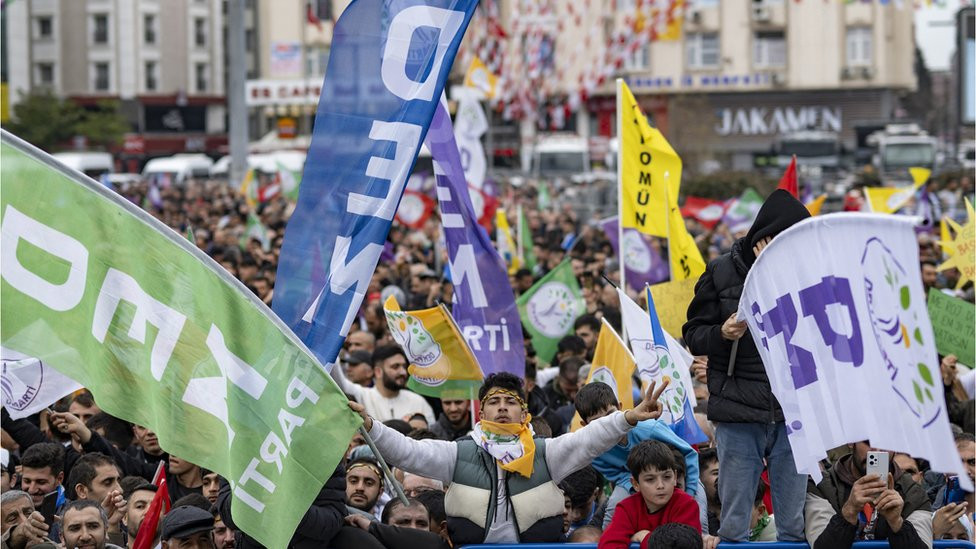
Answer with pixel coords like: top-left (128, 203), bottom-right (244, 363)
top-left (426, 100), bottom-right (525, 378)
top-left (600, 217), bottom-right (670, 291)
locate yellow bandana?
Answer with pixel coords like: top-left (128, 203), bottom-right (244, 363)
top-left (473, 415), bottom-right (537, 478)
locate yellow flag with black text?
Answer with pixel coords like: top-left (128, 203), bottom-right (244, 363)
top-left (666, 202), bottom-right (706, 280)
top-left (619, 80), bottom-right (680, 238)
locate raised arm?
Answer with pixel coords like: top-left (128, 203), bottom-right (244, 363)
top-left (351, 402), bottom-right (457, 483)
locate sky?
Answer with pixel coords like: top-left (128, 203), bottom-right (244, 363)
top-left (915, 1), bottom-right (970, 71)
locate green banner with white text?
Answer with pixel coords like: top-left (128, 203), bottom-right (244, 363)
top-left (0, 131), bottom-right (361, 548)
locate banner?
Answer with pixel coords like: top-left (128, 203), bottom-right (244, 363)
top-left (927, 290), bottom-right (976, 367)
top-left (617, 289), bottom-right (696, 408)
top-left (938, 199), bottom-right (974, 289)
top-left (425, 100), bottom-right (525, 378)
top-left (722, 188), bottom-right (763, 233)
top-left (517, 261), bottom-right (584, 364)
top-left (0, 131), bottom-right (362, 547)
top-left (454, 91), bottom-right (488, 190)
top-left (600, 217), bottom-right (669, 291)
top-left (1, 348), bottom-right (83, 420)
top-left (383, 296), bottom-right (483, 398)
top-left (648, 277), bottom-right (698, 338)
top-left (272, 0), bottom-right (478, 369)
top-left (394, 189), bottom-right (435, 229)
top-left (739, 213), bottom-right (970, 488)
top-left (681, 197), bottom-right (726, 229)
top-left (618, 80), bottom-right (680, 238)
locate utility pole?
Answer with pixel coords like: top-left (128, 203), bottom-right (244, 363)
top-left (228, 0), bottom-right (248, 187)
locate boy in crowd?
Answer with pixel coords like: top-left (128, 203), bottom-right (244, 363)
top-left (575, 382), bottom-right (701, 530)
top-left (599, 441), bottom-right (701, 548)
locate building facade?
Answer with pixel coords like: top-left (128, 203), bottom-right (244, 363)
top-left (5, 0), bottom-right (230, 169)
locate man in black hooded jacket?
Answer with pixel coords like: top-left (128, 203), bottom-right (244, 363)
top-left (683, 189), bottom-right (811, 543)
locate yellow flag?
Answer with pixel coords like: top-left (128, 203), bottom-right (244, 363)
top-left (806, 194), bottom-right (827, 216)
top-left (464, 56), bottom-right (497, 99)
top-left (619, 80), bottom-right (680, 238)
top-left (240, 168), bottom-right (257, 210)
top-left (496, 209), bottom-right (520, 275)
top-left (649, 276), bottom-right (699, 338)
top-left (667, 202), bottom-right (706, 280)
top-left (940, 216), bottom-right (956, 256)
top-left (383, 296), bottom-right (484, 398)
top-left (586, 318), bottom-right (636, 410)
top-left (865, 166), bottom-right (929, 214)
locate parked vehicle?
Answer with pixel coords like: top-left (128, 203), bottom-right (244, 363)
top-left (142, 154), bottom-right (214, 185)
top-left (52, 152), bottom-right (113, 179)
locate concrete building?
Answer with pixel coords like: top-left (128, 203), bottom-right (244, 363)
top-left (482, 0), bottom-right (918, 174)
top-left (4, 0), bottom-right (229, 169)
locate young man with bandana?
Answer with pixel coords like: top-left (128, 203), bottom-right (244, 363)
top-left (348, 372), bottom-right (668, 545)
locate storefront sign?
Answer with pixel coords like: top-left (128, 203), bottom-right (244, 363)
top-left (246, 80), bottom-right (323, 106)
top-left (715, 106), bottom-right (841, 136)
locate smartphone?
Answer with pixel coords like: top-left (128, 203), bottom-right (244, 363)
top-left (866, 451), bottom-right (890, 486)
top-left (946, 476), bottom-right (967, 504)
top-left (38, 489), bottom-right (59, 527)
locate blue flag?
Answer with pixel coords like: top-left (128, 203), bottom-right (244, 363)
top-left (272, 0), bottom-right (477, 367)
top-left (646, 287), bottom-right (709, 445)
top-left (426, 100), bottom-right (525, 378)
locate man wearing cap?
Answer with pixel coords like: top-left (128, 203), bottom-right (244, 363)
top-left (160, 506), bottom-right (214, 549)
top-left (333, 345), bottom-right (436, 424)
top-left (349, 372), bottom-right (669, 545)
top-left (344, 350), bottom-right (375, 387)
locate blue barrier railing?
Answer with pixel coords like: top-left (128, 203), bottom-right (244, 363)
top-left (461, 542), bottom-right (975, 548)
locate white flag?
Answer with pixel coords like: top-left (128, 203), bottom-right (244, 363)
top-left (2, 347), bottom-right (83, 420)
top-left (739, 213), bottom-right (971, 489)
top-left (618, 288), bottom-right (697, 409)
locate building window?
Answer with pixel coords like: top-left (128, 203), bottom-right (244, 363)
top-left (195, 63), bottom-right (208, 93)
top-left (194, 17), bottom-right (207, 47)
top-left (144, 14), bottom-right (156, 45)
top-left (92, 14), bottom-right (109, 44)
top-left (94, 62), bottom-right (110, 91)
top-left (244, 28), bottom-right (255, 52)
top-left (36, 63), bottom-right (54, 85)
top-left (306, 46), bottom-right (330, 77)
top-left (753, 31), bottom-right (786, 68)
top-left (313, 0), bottom-right (333, 21)
top-left (846, 27), bottom-right (872, 67)
top-left (624, 44), bottom-right (650, 71)
top-left (686, 32), bottom-right (719, 69)
top-left (36, 16), bottom-right (53, 40)
top-left (145, 61), bottom-right (158, 91)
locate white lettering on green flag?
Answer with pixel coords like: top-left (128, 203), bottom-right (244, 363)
top-left (0, 131), bottom-right (361, 548)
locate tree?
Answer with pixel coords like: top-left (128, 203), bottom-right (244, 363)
top-left (5, 90), bottom-right (83, 151)
top-left (6, 91), bottom-right (129, 151)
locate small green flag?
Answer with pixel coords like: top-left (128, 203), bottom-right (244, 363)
top-left (240, 212), bottom-right (270, 252)
top-left (0, 130), bottom-right (360, 549)
top-left (185, 225), bottom-right (195, 244)
top-left (516, 260), bottom-right (584, 364)
top-left (277, 160), bottom-right (302, 201)
top-left (518, 206), bottom-right (537, 272)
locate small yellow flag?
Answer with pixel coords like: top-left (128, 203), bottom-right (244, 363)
top-left (496, 209), bottom-right (520, 275)
top-left (586, 318), bottom-right (636, 410)
top-left (806, 194), bottom-right (827, 216)
top-left (383, 296), bottom-right (484, 398)
top-left (464, 56), bottom-right (498, 99)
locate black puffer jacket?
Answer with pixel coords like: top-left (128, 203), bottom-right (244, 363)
top-left (683, 189), bottom-right (811, 424)
top-left (217, 461), bottom-right (347, 548)
top-left (683, 238), bottom-right (783, 424)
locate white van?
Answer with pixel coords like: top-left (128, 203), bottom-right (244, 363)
top-left (531, 134), bottom-right (590, 177)
top-left (142, 154), bottom-right (214, 185)
top-left (52, 152), bottom-right (114, 179)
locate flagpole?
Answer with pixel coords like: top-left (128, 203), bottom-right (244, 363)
top-left (517, 202), bottom-right (525, 266)
top-left (358, 427), bottom-right (409, 506)
top-left (616, 78), bottom-right (626, 295)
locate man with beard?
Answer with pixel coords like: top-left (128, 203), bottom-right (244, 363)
top-left (60, 500), bottom-right (124, 549)
top-left (201, 471), bottom-right (221, 506)
top-left (211, 511), bottom-right (235, 549)
top-left (120, 480), bottom-right (157, 549)
top-left (346, 458), bottom-right (384, 518)
top-left (430, 399), bottom-right (471, 441)
top-left (334, 345), bottom-right (435, 424)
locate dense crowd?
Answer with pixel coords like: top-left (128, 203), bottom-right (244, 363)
top-left (1, 171), bottom-right (973, 549)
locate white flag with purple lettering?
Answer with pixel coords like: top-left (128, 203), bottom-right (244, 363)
top-left (2, 347), bottom-right (82, 420)
top-left (739, 214), bottom-right (970, 488)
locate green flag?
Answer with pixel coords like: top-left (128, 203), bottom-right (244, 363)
top-left (518, 206), bottom-right (538, 272)
top-left (277, 160), bottom-right (302, 201)
top-left (240, 212), bottom-right (271, 252)
top-left (516, 260), bottom-right (584, 364)
top-left (0, 131), bottom-right (360, 549)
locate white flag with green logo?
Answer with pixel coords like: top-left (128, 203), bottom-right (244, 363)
top-left (0, 130), bottom-right (362, 548)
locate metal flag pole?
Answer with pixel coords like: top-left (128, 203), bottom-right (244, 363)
top-left (358, 427), bottom-right (409, 506)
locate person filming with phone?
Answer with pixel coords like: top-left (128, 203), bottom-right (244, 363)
top-left (805, 441), bottom-right (933, 548)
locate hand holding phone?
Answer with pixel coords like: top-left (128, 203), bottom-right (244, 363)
top-left (866, 450), bottom-right (890, 488)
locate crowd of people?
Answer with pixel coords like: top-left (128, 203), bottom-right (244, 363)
top-left (1, 170), bottom-right (973, 549)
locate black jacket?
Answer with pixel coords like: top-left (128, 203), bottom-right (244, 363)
top-left (429, 413), bottom-right (470, 441)
top-left (683, 239), bottom-right (783, 423)
top-left (216, 462), bottom-right (347, 549)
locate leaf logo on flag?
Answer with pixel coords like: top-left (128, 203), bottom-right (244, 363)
top-left (862, 238), bottom-right (938, 421)
top-left (525, 282), bottom-right (579, 338)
